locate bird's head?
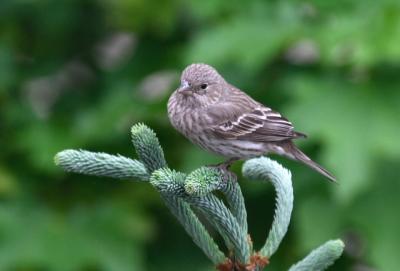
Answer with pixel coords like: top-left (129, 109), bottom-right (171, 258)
top-left (175, 63), bottom-right (226, 107)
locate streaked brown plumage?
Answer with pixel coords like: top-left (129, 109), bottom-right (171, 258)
top-left (168, 63), bottom-right (336, 182)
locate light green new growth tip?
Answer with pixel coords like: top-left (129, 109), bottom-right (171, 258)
top-left (131, 123), bottom-right (166, 172)
top-left (55, 149), bottom-right (149, 181)
top-left (243, 157), bottom-right (293, 258)
top-left (289, 240), bottom-right (345, 271)
top-left (184, 167), bottom-right (222, 196)
top-left (150, 168), bottom-right (187, 196)
top-left (55, 123), bottom-right (344, 271)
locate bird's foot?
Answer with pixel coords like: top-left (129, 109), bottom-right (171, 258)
top-left (207, 158), bottom-right (238, 182)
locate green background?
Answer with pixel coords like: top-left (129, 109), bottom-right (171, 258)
top-left (1, 0), bottom-right (400, 270)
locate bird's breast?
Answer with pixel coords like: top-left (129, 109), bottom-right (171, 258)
top-left (168, 93), bottom-right (203, 136)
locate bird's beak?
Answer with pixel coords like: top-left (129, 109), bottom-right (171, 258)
top-left (178, 80), bottom-right (191, 94)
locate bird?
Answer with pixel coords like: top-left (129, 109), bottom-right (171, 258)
top-left (167, 63), bottom-right (336, 182)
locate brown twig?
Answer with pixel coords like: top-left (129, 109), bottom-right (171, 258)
top-left (216, 253), bottom-right (269, 271)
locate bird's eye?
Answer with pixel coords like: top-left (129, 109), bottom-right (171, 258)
top-left (200, 83), bottom-right (208, 90)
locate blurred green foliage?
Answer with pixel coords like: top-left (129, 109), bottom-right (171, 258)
top-left (1, 0), bottom-right (399, 270)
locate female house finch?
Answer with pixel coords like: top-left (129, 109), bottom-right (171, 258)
top-left (168, 63), bottom-right (336, 182)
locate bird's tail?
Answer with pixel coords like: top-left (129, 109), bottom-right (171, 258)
top-left (279, 141), bottom-right (337, 183)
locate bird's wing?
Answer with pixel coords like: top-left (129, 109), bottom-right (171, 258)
top-left (206, 86), bottom-right (306, 142)
top-left (210, 107), bottom-right (305, 142)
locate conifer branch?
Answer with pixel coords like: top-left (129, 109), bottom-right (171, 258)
top-left (161, 194), bottom-right (226, 264)
top-left (55, 123), bottom-right (344, 271)
top-left (151, 168), bottom-right (250, 264)
top-left (185, 167), bottom-right (248, 233)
